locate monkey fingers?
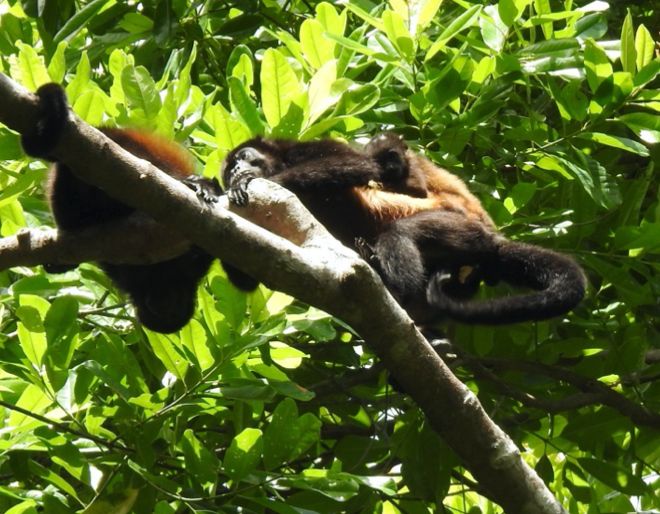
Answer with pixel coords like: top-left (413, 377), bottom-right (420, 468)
top-left (181, 175), bottom-right (223, 204)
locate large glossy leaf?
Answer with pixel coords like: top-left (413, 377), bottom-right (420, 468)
top-left (620, 12), bottom-right (636, 74)
top-left (224, 428), bottom-right (263, 482)
top-left (121, 65), bottom-right (162, 119)
top-left (260, 48), bottom-right (302, 129)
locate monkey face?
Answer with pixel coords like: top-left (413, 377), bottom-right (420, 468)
top-left (223, 145), bottom-right (274, 206)
top-left (223, 146), bottom-right (272, 185)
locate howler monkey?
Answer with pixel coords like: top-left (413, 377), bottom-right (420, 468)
top-left (21, 83), bottom-right (222, 333)
top-left (222, 134), bottom-right (586, 325)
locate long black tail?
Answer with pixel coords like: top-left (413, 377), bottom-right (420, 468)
top-left (426, 240), bottom-right (586, 325)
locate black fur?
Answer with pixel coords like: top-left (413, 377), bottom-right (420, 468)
top-left (223, 134), bottom-right (586, 325)
top-left (223, 136), bottom-right (385, 249)
top-left (363, 132), bottom-right (426, 197)
top-left (365, 210), bottom-right (585, 325)
top-left (224, 137), bottom-right (383, 204)
top-left (22, 83), bottom-right (221, 333)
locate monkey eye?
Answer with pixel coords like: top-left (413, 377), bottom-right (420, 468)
top-left (236, 147), bottom-right (261, 164)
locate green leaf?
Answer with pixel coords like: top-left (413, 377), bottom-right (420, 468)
top-left (382, 9), bottom-right (414, 60)
top-left (208, 274), bottom-right (247, 329)
top-left (307, 59), bottom-right (338, 125)
top-left (618, 112), bottom-right (660, 144)
top-left (52, 0), bottom-right (112, 44)
top-left (224, 428), bottom-right (263, 482)
top-left (72, 89), bottom-right (105, 126)
top-left (334, 83), bottom-right (380, 116)
top-left (594, 72), bottom-right (634, 109)
top-left (635, 24), bottom-right (655, 71)
top-left (498, 0), bottom-right (528, 28)
top-left (65, 52), bottom-right (91, 101)
top-left (634, 58), bottom-right (660, 88)
top-left (118, 12), bottom-right (153, 33)
top-left (533, 0), bottom-right (553, 38)
top-left (300, 18), bottom-right (336, 69)
top-left (228, 76), bottom-right (264, 134)
top-left (272, 101), bottom-right (306, 139)
top-left (503, 182), bottom-right (536, 214)
top-left (5, 501), bottom-right (38, 514)
top-left (480, 5), bottom-right (508, 53)
top-left (620, 11), bottom-right (636, 74)
top-left (418, 0), bottom-right (444, 32)
top-left (578, 132), bottom-right (649, 156)
top-left (231, 53), bottom-right (254, 90)
top-left (144, 331), bottom-right (188, 382)
top-left (550, 80), bottom-right (588, 121)
top-left (181, 320), bottom-right (214, 372)
top-left (343, 2), bottom-right (384, 31)
top-left (614, 223), bottom-right (660, 252)
top-left (17, 295), bottom-right (50, 368)
top-left (14, 41), bottom-right (50, 91)
top-left (316, 2), bottom-right (346, 37)
top-left (426, 5), bottom-right (481, 60)
top-left (264, 399), bottom-right (321, 468)
top-left (584, 39), bottom-right (612, 92)
top-left (578, 458), bottom-right (648, 495)
top-left (10, 384), bottom-right (51, 431)
top-left (180, 429), bottom-right (221, 492)
top-left (260, 48), bottom-right (302, 129)
top-left (121, 65), bottom-right (162, 119)
top-left (426, 58), bottom-right (473, 112)
top-left (209, 103), bottom-right (251, 154)
top-left (175, 42), bottom-right (197, 106)
top-left (553, 152), bottom-right (621, 209)
top-left (573, 13), bottom-right (607, 41)
top-left (518, 38), bottom-right (579, 57)
top-left (29, 460), bottom-right (80, 501)
top-left (242, 498), bottom-right (302, 514)
top-left (44, 297), bottom-right (79, 370)
top-left (47, 41), bottom-right (67, 83)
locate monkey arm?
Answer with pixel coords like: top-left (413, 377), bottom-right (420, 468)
top-left (269, 154), bottom-right (383, 191)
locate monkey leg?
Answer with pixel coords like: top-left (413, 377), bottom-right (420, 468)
top-left (368, 210), bottom-right (500, 308)
top-left (102, 246), bottom-right (213, 333)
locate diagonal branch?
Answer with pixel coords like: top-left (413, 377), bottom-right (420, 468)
top-left (0, 73), bottom-right (568, 514)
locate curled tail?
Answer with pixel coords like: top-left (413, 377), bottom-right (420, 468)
top-left (427, 241), bottom-right (586, 324)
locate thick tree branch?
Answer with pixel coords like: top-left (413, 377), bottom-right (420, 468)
top-left (0, 215), bottom-right (191, 269)
top-left (0, 73), bottom-right (568, 514)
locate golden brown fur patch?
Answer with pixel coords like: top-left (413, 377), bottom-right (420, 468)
top-left (102, 128), bottom-right (194, 178)
top-left (354, 151), bottom-right (495, 228)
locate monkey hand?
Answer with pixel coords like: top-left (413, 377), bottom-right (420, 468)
top-left (226, 157), bottom-right (262, 206)
top-left (355, 237), bottom-right (376, 263)
top-left (182, 176), bottom-right (223, 204)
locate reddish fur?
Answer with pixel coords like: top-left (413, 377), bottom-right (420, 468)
top-left (102, 128), bottom-right (194, 178)
top-left (354, 151), bottom-right (495, 228)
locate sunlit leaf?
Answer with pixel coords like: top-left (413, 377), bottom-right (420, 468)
top-left (578, 132), bottom-right (649, 156)
top-left (584, 39), bottom-right (612, 92)
top-left (480, 5), bottom-right (508, 53)
top-left (426, 5), bottom-right (481, 60)
top-left (13, 42), bottom-right (50, 90)
top-left (121, 65), bottom-right (162, 119)
top-left (300, 19), bottom-right (336, 69)
top-left (224, 428), bottom-right (263, 482)
top-left (620, 12), bottom-right (636, 74)
top-left (260, 48), bottom-right (302, 129)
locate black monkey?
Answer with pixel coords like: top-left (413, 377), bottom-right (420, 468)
top-left (222, 134), bottom-right (586, 325)
top-left (21, 83), bottom-right (222, 333)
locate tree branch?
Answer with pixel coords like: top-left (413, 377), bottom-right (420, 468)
top-left (0, 73), bottom-right (568, 514)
